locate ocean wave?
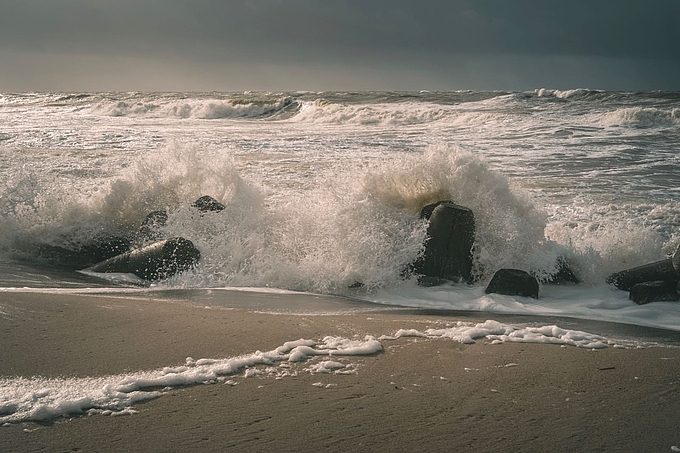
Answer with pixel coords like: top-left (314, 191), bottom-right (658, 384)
top-left (0, 145), bottom-right (549, 291)
top-left (0, 144), bottom-right (253, 268)
top-left (534, 88), bottom-right (680, 107)
top-left (291, 100), bottom-right (454, 126)
top-left (536, 88), bottom-right (606, 100)
top-left (1, 139), bottom-right (676, 293)
top-left (92, 97), bottom-right (301, 119)
top-left (597, 107), bottom-right (680, 128)
top-left (290, 99), bottom-right (510, 127)
top-left (532, 88), bottom-right (657, 106)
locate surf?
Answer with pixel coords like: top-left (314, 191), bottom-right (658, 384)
top-left (2, 90), bottom-right (680, 333)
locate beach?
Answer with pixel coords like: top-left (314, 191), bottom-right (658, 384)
top-left (2, 290), bottom-right (679, 452)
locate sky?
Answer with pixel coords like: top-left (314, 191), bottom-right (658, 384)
top-left (1, 0), bottom-right (679, 92)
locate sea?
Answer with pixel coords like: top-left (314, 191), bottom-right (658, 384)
top-left (2, 89), bottom-right (680, 423)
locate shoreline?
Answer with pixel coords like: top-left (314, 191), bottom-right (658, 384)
top-left (2, 291), bottom-right (680, 452)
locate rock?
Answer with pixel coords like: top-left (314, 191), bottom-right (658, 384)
top-left (87, 237), bottom-right (201, 280)
top-left (134, 210), bottom-right (168, 247)
top-left (629, 280), bottom-right (679, 305)
top-left (133, 196), bottom-right (223, 247)
top-left (80, 237), bottom-right (132, 263)
top-left (540, 256), bottom-right (580, 284)
top-left (36, 236), bottom-right (131, 269)
top-left (485, 269), bottom-right (539, 299)
top-left (419, 200), bottom-right (452, 221)
top-left (673, 244), bottom-right (680, 273)
top-left (606, 259), bottom-right (678, 291)
top-left (192, 195), bottom-right (225, 213)
top-left (413, 201), bottom-right (475, 285)
top-left (416, 276), bottom-right (447, 287)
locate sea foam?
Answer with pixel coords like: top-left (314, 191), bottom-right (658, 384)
top-left (383, 319), bottom-right (610, 349)
top-left (92, 96), bottom-right (300, 120)
top-left (2, 90), bottom-right (680, 333)
top-left (1, 142), bottom-right (671, 293)
top-left (0, 321), bottom-right (618, 425)
top-left (598, 107), bottom-right (680, 129)
top-left (0, 335), bottom-right (381, 424)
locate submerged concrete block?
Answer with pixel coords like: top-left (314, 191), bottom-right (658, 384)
top-left (414, 201), bottom-right (475, 285)
top-left (539, 256), bottom-right (580, 284)
top-left (192, 195), bottom-right (225, 213)
top-left (36, 236), bottom-right (131, 269)
top-left (606, 259), bottom-right (678, 291)
top-left (672, 244), bottom-right (680, 274)
top-left (134, 210), bottom-right (169, 247)
top-left (629, 280), bottom-right (679, 305)
top-left (485, 268), bottom-right (539, 299)
top-left (88, 237), bottom-right (200, 280)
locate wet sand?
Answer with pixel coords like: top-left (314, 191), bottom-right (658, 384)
top-left (1, 291), bottom-right (680, 452)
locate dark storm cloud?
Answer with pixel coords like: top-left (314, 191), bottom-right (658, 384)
top-left (1, 0), bottom-right (679, 90)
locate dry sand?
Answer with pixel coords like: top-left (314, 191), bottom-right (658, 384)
top-left (1, 291), bottom-right (680, 452)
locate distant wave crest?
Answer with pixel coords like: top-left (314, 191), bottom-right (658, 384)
top-left (536, 88), bottom-right (606, 100)
top-left (598, 107), bottom-right (680, 128)
top-left (291, 99), bottom-right (508, 127)
top-left (92, 97), bottom-right (301, 120)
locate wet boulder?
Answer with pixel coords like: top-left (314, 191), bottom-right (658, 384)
top-left (192, 195), bottom-right (225, 213)
top-left (87, 237), bottom-right (201, 281)
top-left (132, 196), bottom-right (224, 247)
top-left (134, 210), bottom-right (168, 247)
top-left (485, 269), bottom-right (539, 299)
top-left (605, 259), bottom-right (678, 291)
top-left (629, 280), bottom-right (679, 305)
top-left (413, 201), bottom-right (475, 286)
top-left (537, 256), bottom-right (580, 285)
top-left (672, 244), bottom-right (680, 273)
top-left (36, 236), bottom-right (131, 269)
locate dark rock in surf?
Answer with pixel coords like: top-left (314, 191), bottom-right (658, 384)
top-left (413, 201), bottom-right (475, 286)
top-left (32, 196), bottom-right (221, 272)
top-left (87, 237), bottom-right (200, 280)
top-left (192, 195), bottom-right (225, 213)
top-left (82, 236), bottom-right (132, 263)
top-left (419, 200), bottom-right (452, 221)
top-left (672, 244), bottom-right (680, 274)
top-left (132, 196), bottom-right (223, 247)
top-left (538, 256), bottom-right (580, 285)
top-left (36, 236), bottom-right (131, 269)
top-left (629, 280), bottom-right (679, 305)
top-left (134, 210), bottom-right (168, 247)
top-left (485, 269), bottom-right (539, 299)
top-left (605, 259), bottom-right (678, 291)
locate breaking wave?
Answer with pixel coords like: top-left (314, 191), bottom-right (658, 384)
top-left (92, 96), bottom-right (301, 119)
top-left (1, 142), bottom-right (670, 293)
top-left (597, 107), bottom-right (680, 128)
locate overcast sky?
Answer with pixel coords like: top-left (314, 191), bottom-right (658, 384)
top-left (1, 0), bottom-right (679, 92)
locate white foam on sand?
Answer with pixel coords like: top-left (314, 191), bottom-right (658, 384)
top-left (0, 320), bottom-right (628, 425)
top-left (381, 319), bottom-right (611, 349)
top-left (0, 335), bottom-right (381, 425)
